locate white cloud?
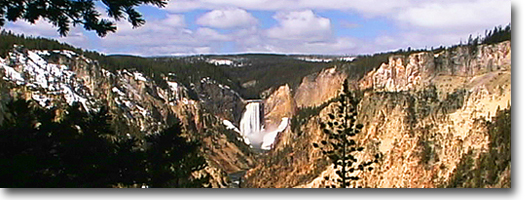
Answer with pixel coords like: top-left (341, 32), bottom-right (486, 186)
top-left (112, 14), bottom-right (186, 35)
top-left (1, 12), bottom-right (221, 56)
top-left (293, 0), bottom-right (409, 16)
top-left (196, 8), bottom-right (258, 29)
top-left (165, 0), bottom-right (409, 16)
top-left (396, 0), bottom-right (510, 31)
top-left (2, 0), bottom-right (512, 56)
top-left (161, 14), bottom-right (187, 28)
top-left (165, 0), bottom-right (203, 12)
top-left (266, 10), bottom-right (332, 42)
top-left (238, 33), bottom-right (359, 55)
top-left (166, 0), bottom-right (291, 12)
top-left (3, 12), bottom-right (189, 56)
top-left (6, 20), bottom-right (57, 36)
top-left (283, 37), bottom-right (358, 54)
top-left (97, 17), bottom-right (228, 55)
top-left (195, 27), bottom-right (231, 41)
top-left (367, 0), bottom-right (512, 55)
top-left (193, 46), bottom-right (213, 54)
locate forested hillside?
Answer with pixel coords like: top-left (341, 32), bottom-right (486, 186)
top-left (0, 23), bottom-right (511, 188)
top-left (7, 25), bottom-right (515, 100)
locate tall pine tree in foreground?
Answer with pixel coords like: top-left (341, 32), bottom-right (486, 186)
top-left (313, 79), bottom-right (381, 188)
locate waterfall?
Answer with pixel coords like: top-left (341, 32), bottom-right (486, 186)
top-left (236, 100), bottom-right (288, 150)
top-left (239, 102), bottom-right (262, 145)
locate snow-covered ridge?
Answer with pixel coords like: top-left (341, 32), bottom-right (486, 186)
top-left (207, 59), bottom-right (234, 66)
top-left (206, 58), bottom-right (247, 67)
top-left (1, 49), bottom-right (92, 110)
top-left (200, 77), bottom-right (231, 90)
top-left (296, 57), bottom-right (333, 63)
top-left (338, 56), bottom-right (356, 62)
top-left (1, 46), bottom-right (195, 134)
top-left (223, 119), bottom-right (241, 133)
top-left (295, 56), bottom-right (356, 63)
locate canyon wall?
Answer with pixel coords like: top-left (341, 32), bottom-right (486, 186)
top-left (0, 40), bottom-right (511, 188)
top-left (294, 67), bottom-right (347, 108)
top-left (0, 47), bottom-right (254, 187)
top-left (247, 41), bottom-right (511, 188)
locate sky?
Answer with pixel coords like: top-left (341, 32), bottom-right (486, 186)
top-left (3, 0), bottom-right (512, 57)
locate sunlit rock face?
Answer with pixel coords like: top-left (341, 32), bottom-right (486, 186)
top-left (264, 84), bottom-right (296, 129)
top-left (247, 41), bottom-right (511, 188)
top-left (294, 67), bottom-right (347, 108)
top-left (359, 53), bottom-right (431, 92)
top-left (359, 41), bottom-right (511, 92)
top-left (262, 84), bottom-right (296, 150)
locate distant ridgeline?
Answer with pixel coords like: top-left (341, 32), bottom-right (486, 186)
top-left (0, 23), bottom-right (510, 100)
top-left (0, 23), bottom-right (512, 188)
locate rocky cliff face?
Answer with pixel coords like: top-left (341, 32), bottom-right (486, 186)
top-left (192, 77), bottom-right (245, 124)
top-left (244, 67), bottom-right (348, 187)
top-left (259, 66), bottom-right (349, 152)
top-left (359, 41), bottom-right (511, 92)
top-left (245, 101), bottom-right (332, 188)
top-left (0, 46), bottom-right (254, 187)
top-left (263, 84), bottom-right (296, 128)
top-left (0, 39), bottom-right (511, 188)
top-left (247, 41), bottom-right (511, 188)
top-left (294, 67), bottom-right (347, 108)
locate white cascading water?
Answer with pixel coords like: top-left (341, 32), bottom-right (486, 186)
top-left (236, 101), bottom-right (289, 150)
top-left (239, 102), bottom-right (262, 145)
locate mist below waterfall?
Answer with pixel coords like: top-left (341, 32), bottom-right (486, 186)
top-left (224, 101), bottom-right (288, 150)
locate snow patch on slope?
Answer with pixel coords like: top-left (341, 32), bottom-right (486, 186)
top-left (1, 49), bottom-right (93, 110)
top-left (207, 59), bottom-right (233, 66)
top-left (223, 119), bottom-right (241, 133)
top-left (1, 45), bottom-right (197, 135)
top-left (133, 71), bottom-right (148, 82)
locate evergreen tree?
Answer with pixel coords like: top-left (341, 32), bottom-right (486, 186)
top-left (313, 79), bottom-right (380, 188)
top-left (51, 103), bottom-right (121, 187)
top-left (0, 0), bottom-right (167, 37)
top-left (144, 121), bottom-right (209, 188)
top-left (0, 99), bottom-right (58, 187)
top-left (482, 24), bottom-right (511, 45)
top-left (446, 107), bottom-right (511, 188)
top-left (112, 134), bottom-right (148, 187)
top-left (0, 99), bottom-right (210, 188)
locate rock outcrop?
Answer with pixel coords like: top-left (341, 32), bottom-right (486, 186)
top-left (193, 77), bottom-right (245, 124)
top-left (247, 41), bottom-right (511, 188)
top-left (294, 67), bottom-right (347, 108)
top-left (0, 46), bottom-right (254, 187)
top-left (263, 84), bottom-right (296, 128)
top-left (359, 41), bottom-right (511, 92)
top-left (0, 40), bottom-right (511, 188)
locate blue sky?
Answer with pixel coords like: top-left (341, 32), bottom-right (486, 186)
top-left (3, 0), bottom-right (511, 56)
